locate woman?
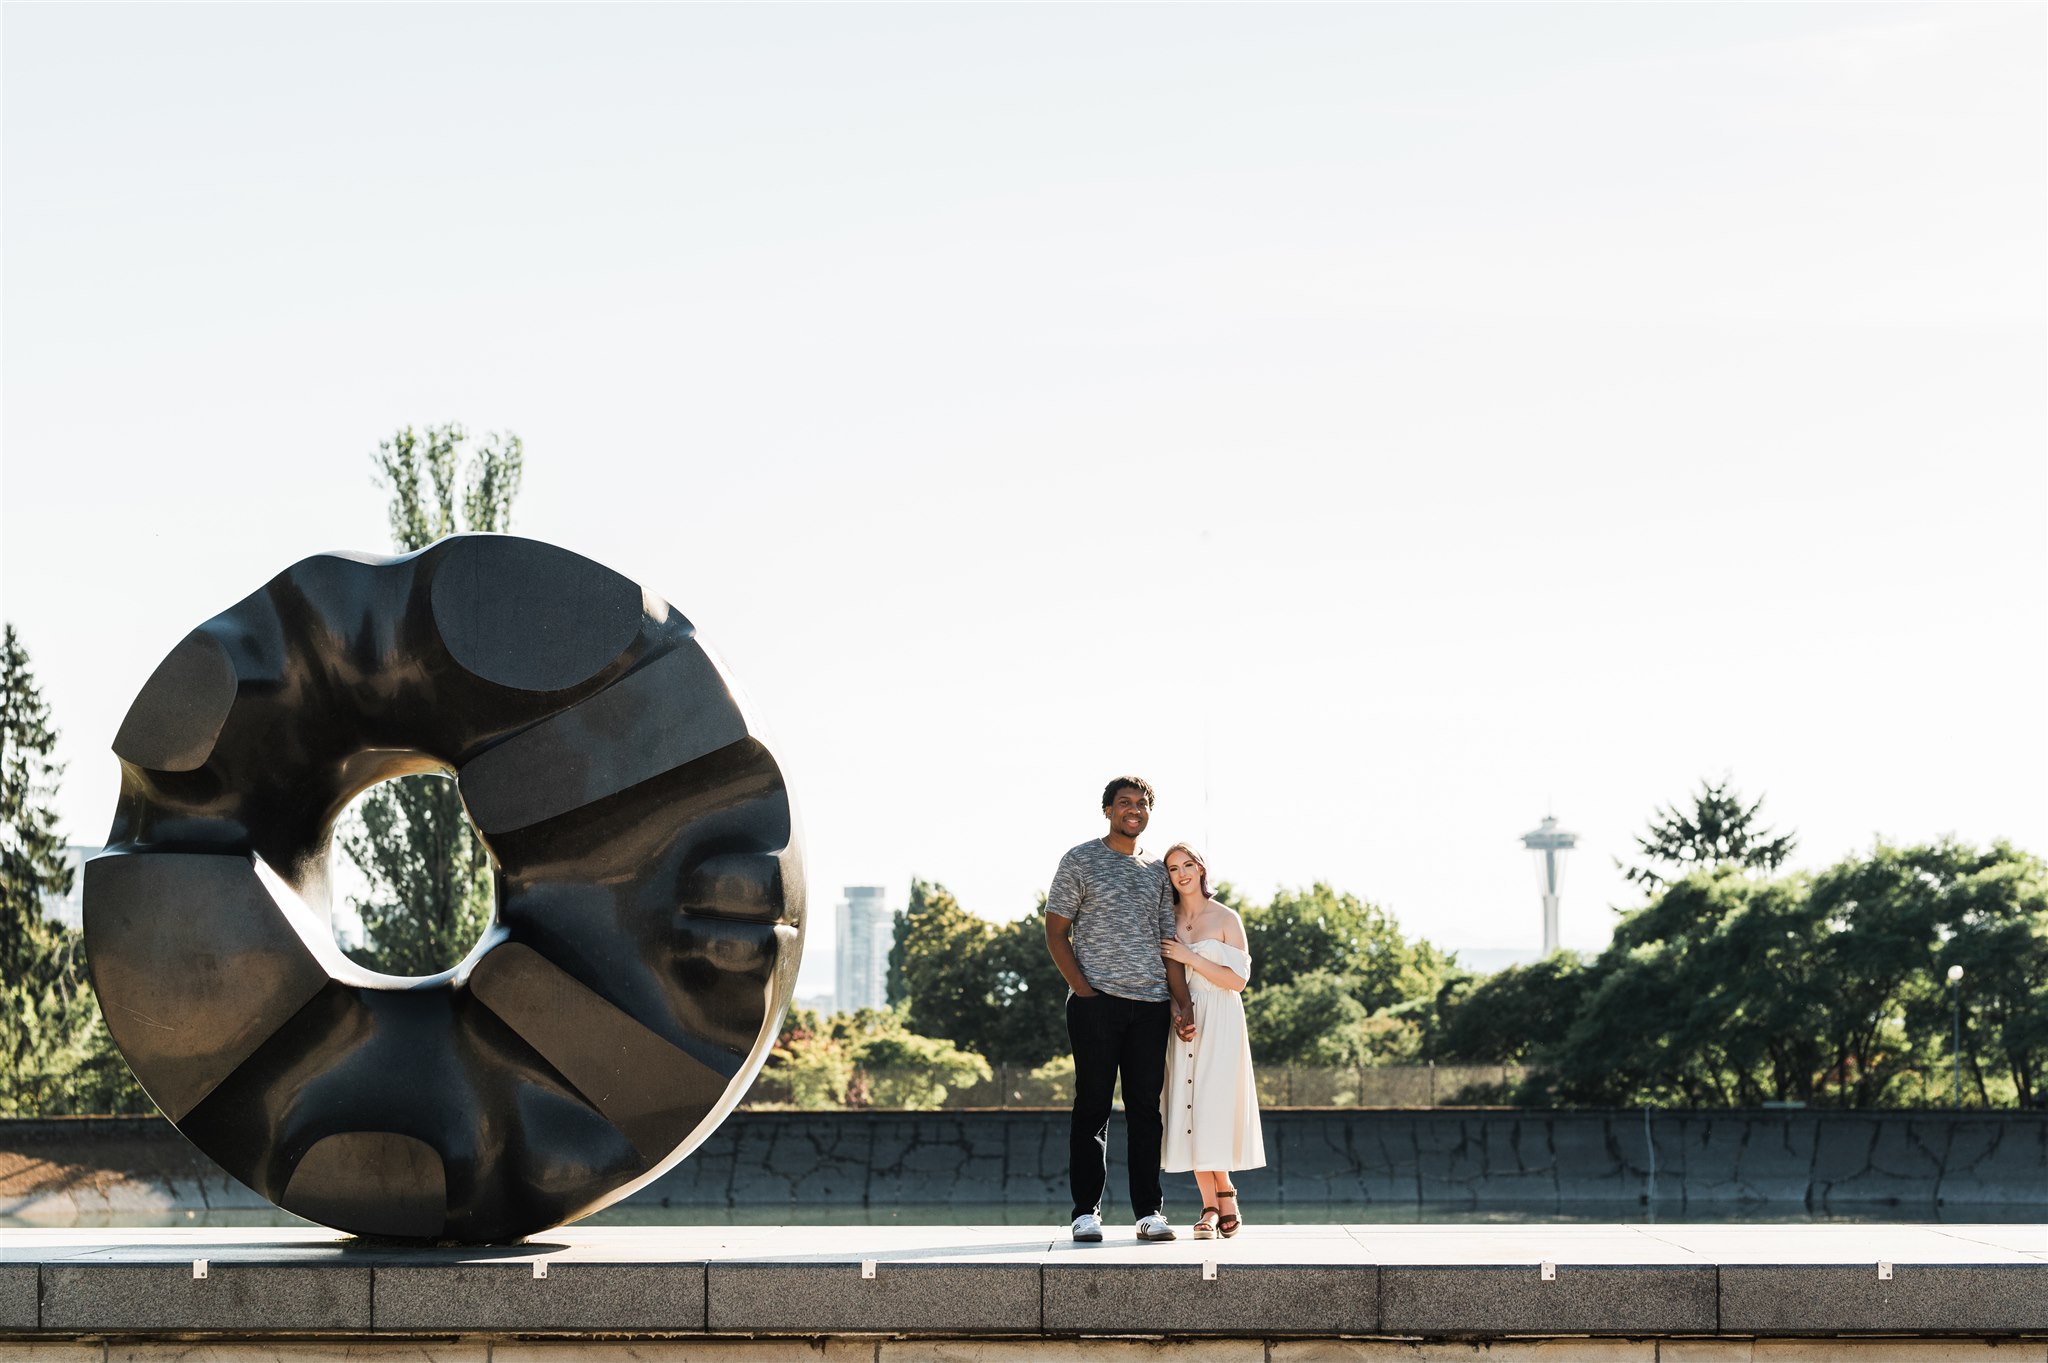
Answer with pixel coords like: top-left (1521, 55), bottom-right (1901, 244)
top-left (1158, 841), bottom-right (1265, 1238)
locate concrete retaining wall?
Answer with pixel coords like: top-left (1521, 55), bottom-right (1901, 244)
top-left (649, 1109), bottom-right (2047, 1213)
top-left (5, 1340), bottom-right (2045, 1360)
top-left (5, 1109), bottom-right (2044, 1219)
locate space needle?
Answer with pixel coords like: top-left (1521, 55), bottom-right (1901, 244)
top-left (1521, 814), bottom-right (1578, 957)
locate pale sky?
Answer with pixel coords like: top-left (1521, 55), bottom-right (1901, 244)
top-left (4, 4), bottom-right (2043, 997)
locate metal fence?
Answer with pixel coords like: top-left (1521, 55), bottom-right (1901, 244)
top-left (742, 1063), bottom-right (1530, 1111)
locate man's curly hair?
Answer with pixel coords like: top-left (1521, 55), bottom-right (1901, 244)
top-left (1101, 775), bottom-right (1155, 810)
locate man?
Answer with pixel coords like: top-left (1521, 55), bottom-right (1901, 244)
top-left (1044, 775), bottom-right (1192, 1243)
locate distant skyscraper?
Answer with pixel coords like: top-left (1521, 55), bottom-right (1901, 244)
top-left (835, 886), bottom-right (892, 1015)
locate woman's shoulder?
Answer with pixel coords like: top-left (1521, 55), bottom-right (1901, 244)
top-left (1204, 901), bottom-right (1247, 944)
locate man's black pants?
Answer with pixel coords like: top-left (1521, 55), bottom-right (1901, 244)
top-left (1066, 991), bottom-right (1170, 1221)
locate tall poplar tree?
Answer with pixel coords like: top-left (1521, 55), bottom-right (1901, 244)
top-left (341, 424), bottom-right (524, 975)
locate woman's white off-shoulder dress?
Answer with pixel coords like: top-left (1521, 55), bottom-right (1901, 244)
top-left (1160, 939), bottom-right (1266, 1173)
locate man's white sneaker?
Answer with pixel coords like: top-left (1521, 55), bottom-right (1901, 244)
top-left (1136, 1213), bottom-right (1177, 1242)
top-left (1071, 1213), bottom-right (1104, 1242)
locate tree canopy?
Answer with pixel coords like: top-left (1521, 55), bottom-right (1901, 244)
top-left (1240, 882), bottom-right (1455, 1065)
top-left (882, 880), bottom-right (1069, 1068)
top-left (1447, 839), bottom-right (2048, 1109)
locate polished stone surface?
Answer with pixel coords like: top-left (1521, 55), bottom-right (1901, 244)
top-left (3, 1224), bottom-right (2044, 1338)
top-left (1719, 1264), bottom-right (2048, 1334)
top-left (0, 1263), bottom-right (36, 1331)
top-left (38, 1261), bottom-right (373, 1334)
top-left (374, 1262), bottom-right (707, 1333)
top-left (1379, 1266), bottom-right (1716, 1335)
top-left (710, 1263), bottom-right (1040, 1335)
top-left (1043, 1264), bottom-right (1378, 1335)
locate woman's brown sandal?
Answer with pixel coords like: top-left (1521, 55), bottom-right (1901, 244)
top-left (1216, 1189), bottom-right (1241, 1238)
top-left (1192, 1206), bottom-right (1219, 1240)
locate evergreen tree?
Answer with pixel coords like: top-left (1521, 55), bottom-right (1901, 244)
top-left (1, 624), bottom-right (72, 978)
top-left (0, 624), bottom-right (147, 1114)
top-left (340, 424), bottom-right (523, 975)
top-left (1620, 777), bottom-right (1797, 893)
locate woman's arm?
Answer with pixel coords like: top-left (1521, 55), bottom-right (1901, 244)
top-left (1159, 936), bottom-right (1249, 992)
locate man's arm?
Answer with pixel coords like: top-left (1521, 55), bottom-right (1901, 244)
top-left (1167, 960), bottom-right (1194, 1040)
top-left (1159, 871), bottom-right (1193, 1036)
top-left (1045, 912), bottom-right (1095, 996)
top-left (1043, 850), bottom-right (1093, 996)
top-left (1167, 958), bottom-right (1192, 1011)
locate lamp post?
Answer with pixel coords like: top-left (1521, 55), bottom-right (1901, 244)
top-left (1521, 815), bottom-right (1578, 958)
top-left (1947, 964), bottom-right (1964, 1109)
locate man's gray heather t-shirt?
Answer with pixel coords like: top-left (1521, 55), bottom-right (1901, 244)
top-left (1045, 838), bottom-right (1175, 1002)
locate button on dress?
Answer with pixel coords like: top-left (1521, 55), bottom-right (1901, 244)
top-left (1160, 939), bottom-right (1266, 1173)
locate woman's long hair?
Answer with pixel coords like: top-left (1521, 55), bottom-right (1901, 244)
top-left (1164, 841), bottom-right (1211, 905)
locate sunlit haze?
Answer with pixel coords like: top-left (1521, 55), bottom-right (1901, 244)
top-left (4, 4), bottom-right (2043, 996)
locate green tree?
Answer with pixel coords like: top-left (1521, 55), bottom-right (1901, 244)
top-left (1799, 844), bottom-right (1949, 1107)
top-left (1248, 969), bottom-right (1374, 1066)
top-left (0, 929), bottom-right (149, 1116)
top-left (340, 424), bottom-right (523, 975)
top-left (1686, 874), bottom-right (1832, 1104)
top-left (761, 1006), bottom-right (856, 1108)
top-left (855, 1031), bottom-right (993, 1109)
top-left (1547, 868), bottom-right (1838, 1106)
top-left (762, 1006), bottom-right (993, 1110)
top-left (978, 898), bottom-right (1070, 1068)
top-left (1, 625), bottom-right (71, 980)
top-left (1621, 778), bottom-right (1797, 893)
top-left (1244, 882), bottom-right (1422, 1010)
top-left (883, 879), bottom-right (1085, 1067)
top-left (0, 625), bottom-right (148, 1115)
top-left (374, 423), bottom-right (524, 553)
top-left (1433, 952), bottom-right (1591, 1065)
top-left (885, 878), bottom-right (997, 1046)
top-left (1545, 939), bottom-right (1694, 1105)
top-left (1921, 842), bottom-right (2048, 1107)
top-left (1537, 841), bottom-right (2042, 1110)
top-left (1239, 882), bottom-right (1455, 1067)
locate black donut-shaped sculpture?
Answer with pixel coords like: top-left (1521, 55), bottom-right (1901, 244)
top-left (83, 535), bottom-right (804, 1242)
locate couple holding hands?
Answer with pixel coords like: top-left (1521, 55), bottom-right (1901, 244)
top-left (1044, 775), bottom-right (1266, 1244)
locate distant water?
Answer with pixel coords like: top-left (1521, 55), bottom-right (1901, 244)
top-left (4, 1201), bottom-right (2037, 1230)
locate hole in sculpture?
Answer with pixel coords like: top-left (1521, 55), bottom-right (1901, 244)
top-left (333, 771), bottom-right (499, 976)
